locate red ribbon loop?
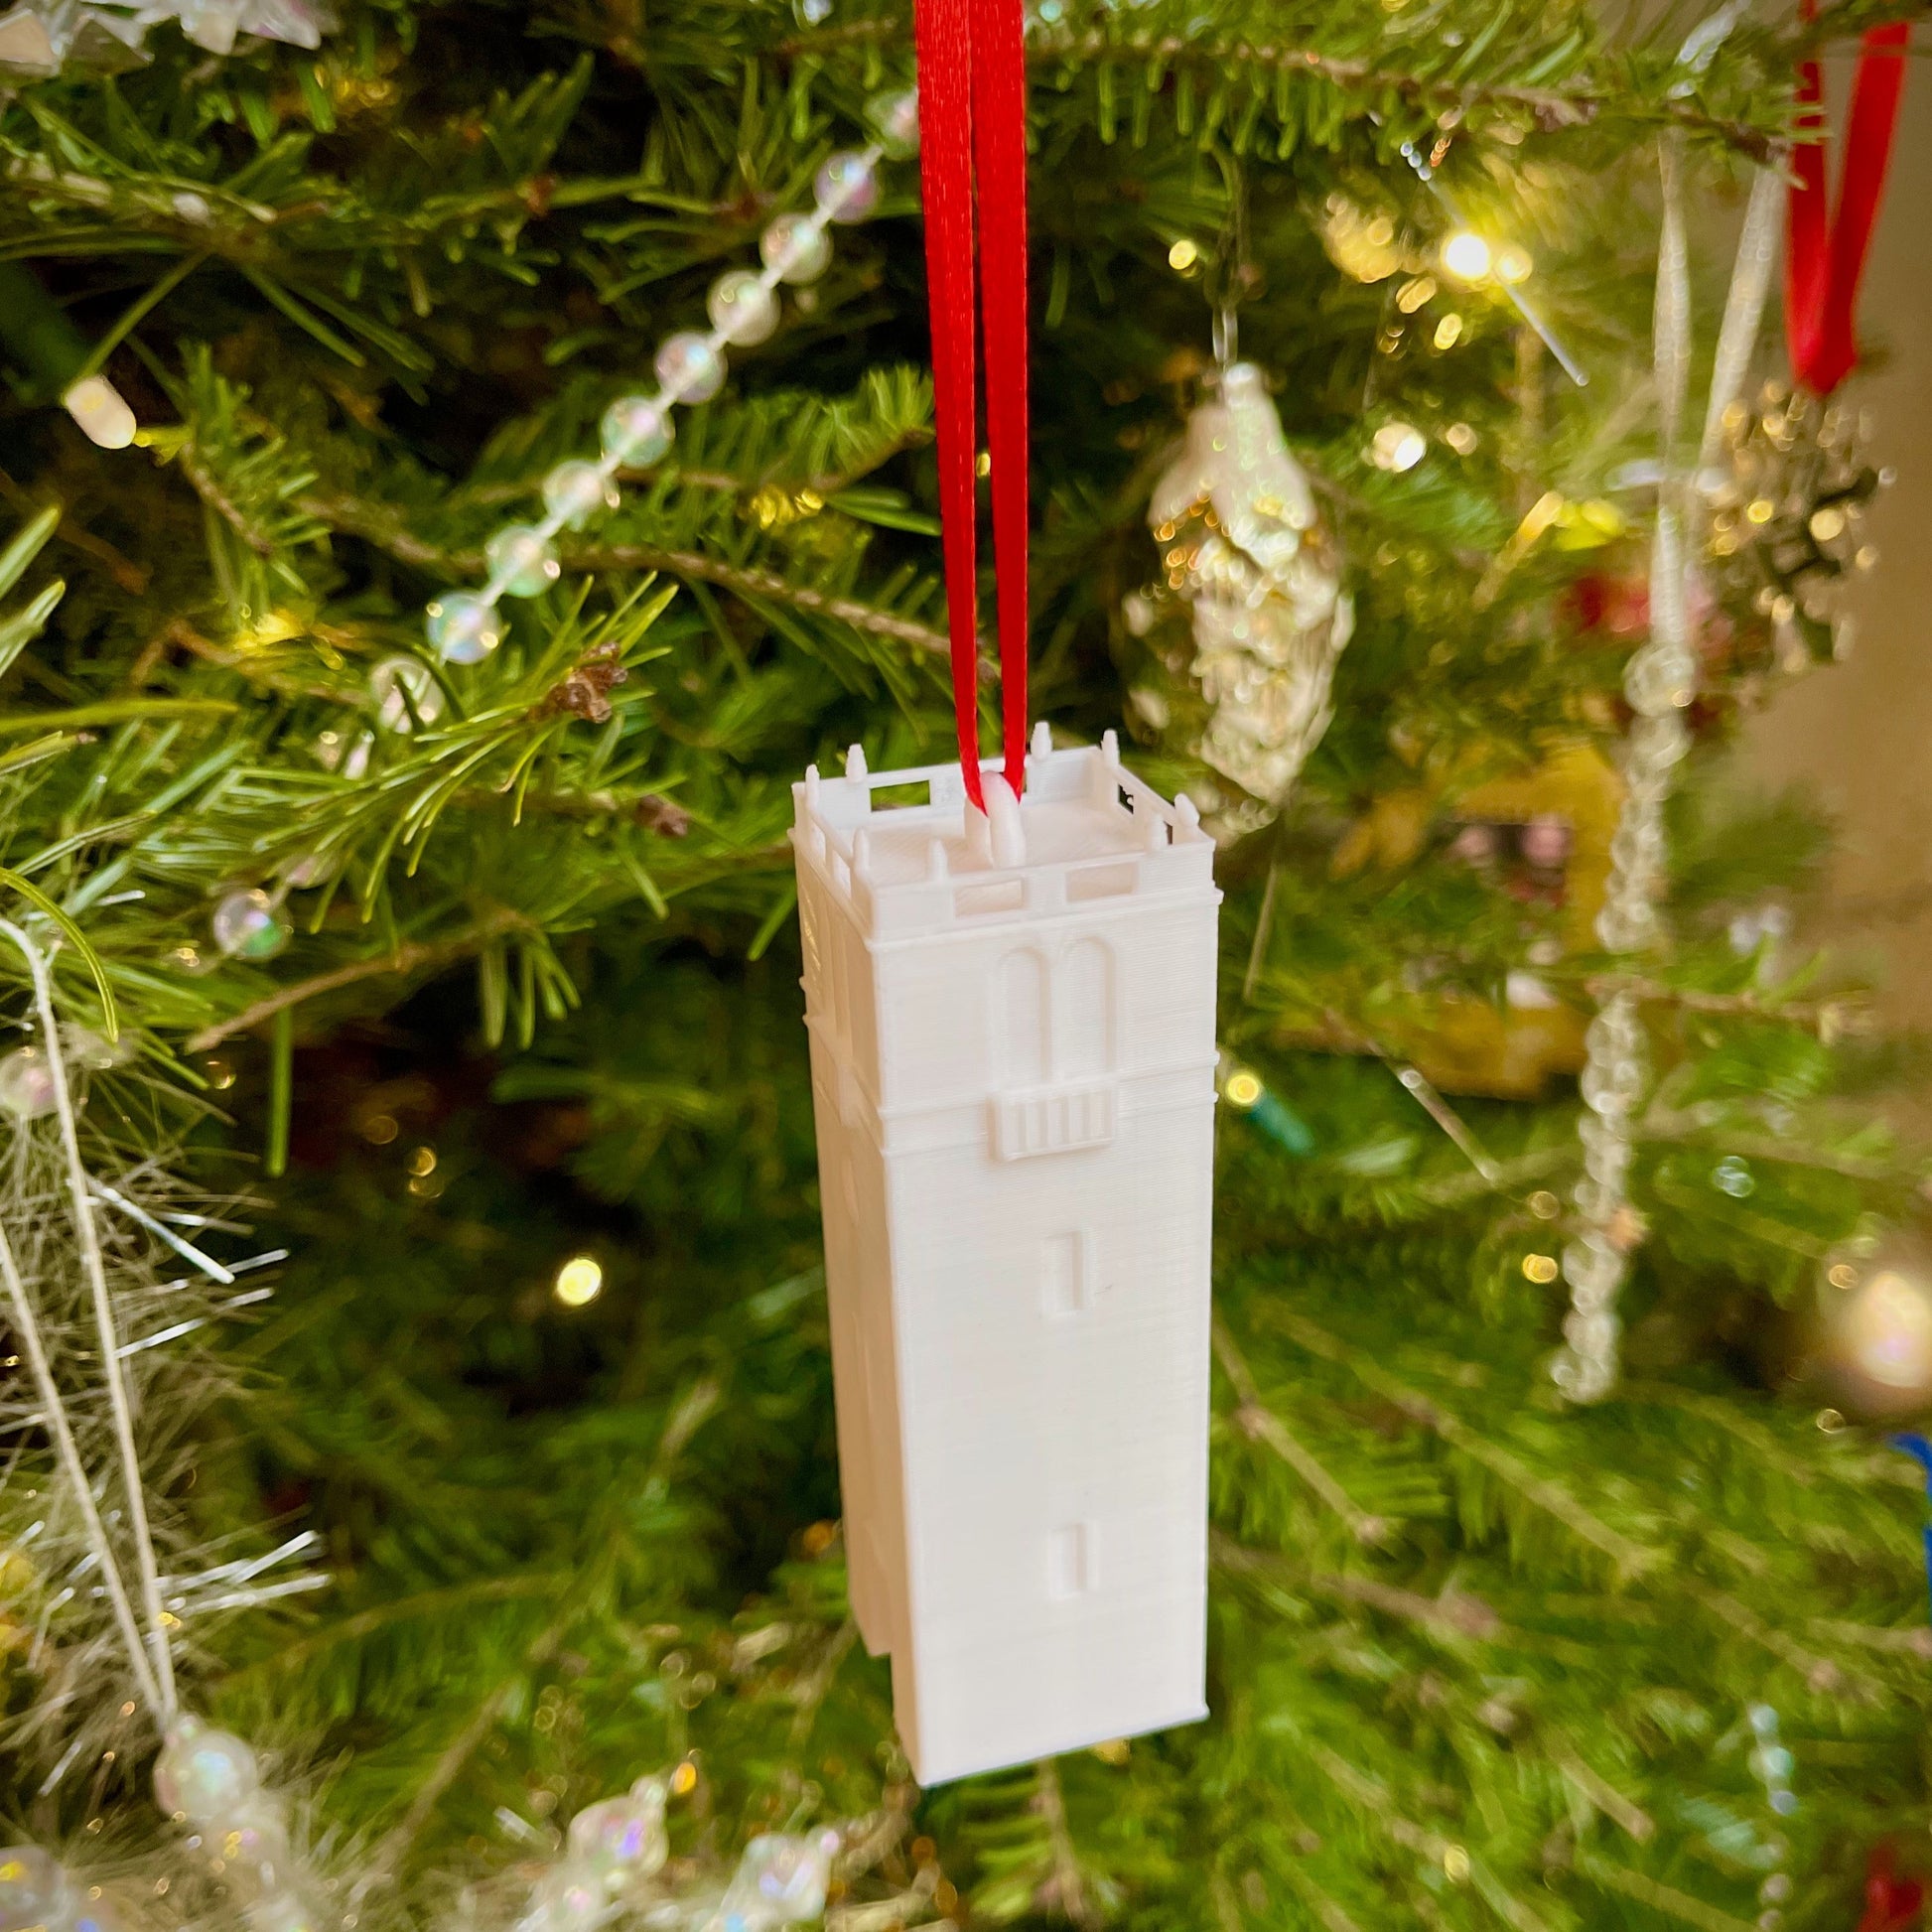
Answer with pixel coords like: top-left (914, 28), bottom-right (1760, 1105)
top-left (1785, 14), bottom-right (1909, 397)
top-left (912, 0), bottom-right (1031, 809)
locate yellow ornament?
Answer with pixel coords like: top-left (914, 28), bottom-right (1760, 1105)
top-left (1813, 1229), bottom-right (1932, 1421)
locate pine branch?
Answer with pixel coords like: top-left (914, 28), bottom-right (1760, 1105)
top-left (1638, 1112), bottom-right (1905, 1182)
top-left (1306, 1742), bottom-right (1555, 1932)
top-left (566, 541), bottom-right (954, 661)
top-left (1032, 1758), bottom-right (1099, 1932)
top-left (0, 469), bottom-right (148, 594)
top-left (1211, 1535), bottom-right (1503, 1639)
top-left (777, 18), bottom-right (1780, 154)
top-left (1573, 1852), bottom-right (1756, 1932)
top-left (176, 445), bottom-right (280, 558)
top-left (186, 907), bottom-right (533, 1050)
top-left (1263, 1308), bottom-right (1658, 1578)
top-left (351, 1608), bottom-right (573, 1910)
top-left (1212, 1317), bottom-right (1389, 1544)
top-left (297, 489), bottom-right (958, 662)
top-left (1588, 970), bottom-right (1863, 1036)
top-left (1546, 1742), bottom-right (1653, 1843)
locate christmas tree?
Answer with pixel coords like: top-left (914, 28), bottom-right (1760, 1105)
top-left (2, 2), bottom-right (1928, 1930)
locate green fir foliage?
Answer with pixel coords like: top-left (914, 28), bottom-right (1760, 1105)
top-left (2, 0), bottom-right (1930, 1928)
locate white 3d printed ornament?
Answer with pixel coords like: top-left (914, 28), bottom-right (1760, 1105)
top-left (791, 726), bottom-right (1219, 1783)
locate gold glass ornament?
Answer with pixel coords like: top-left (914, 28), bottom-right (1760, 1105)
top-left (1701, 378), bottom-right (1888, 673)
top-left (1137, 362), bottom-right (1352, 839)
top-left (1811, 1227), bottom-right (1932, 1422)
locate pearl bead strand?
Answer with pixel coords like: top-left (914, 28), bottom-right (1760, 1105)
top-left (427, 98), bottom-right (914, 668)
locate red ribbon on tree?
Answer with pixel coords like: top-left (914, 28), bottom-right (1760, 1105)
top-left (1785, 8), bottom-right (1910, 397)
top-left (912, 0), bottom-right (1031, 809)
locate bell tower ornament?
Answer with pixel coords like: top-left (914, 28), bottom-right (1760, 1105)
top-left (792, 731), bottom-right (1218, 1782)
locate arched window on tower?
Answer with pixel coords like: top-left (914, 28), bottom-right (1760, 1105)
top-left (999, 948), bottom-right (1049, 1088)
top-left (1058, 937), bottom-right (1115, 1080)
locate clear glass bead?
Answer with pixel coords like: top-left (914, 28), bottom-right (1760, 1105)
top-left (154, 1716), bottom-right (262, 1823)
top-left (178, 0), bottom-right (245, 53)
top-left (706, 270), bottom-right (780, 346)
top-left (814, 149), bottom-right (878, 223)
top-left (67, 1891), bottom-right (115, 1932)
top-left (566, 1779), bottom-right (668, 1889)
top-left (719, 1831), bottom-right (838, 1929)
top-left (369, 655), bottom-right (445, 733)
top-left (0, 1046), bottom-right (58, 1122)
top-left (759, 212), bottom-right (833, 285)
top-left (653, 332), bottom-right (725, 404)
top-left (222, 1795), bottom-right (295, 1892)
top-left (867, 86), bottom-right (919, 158)
top-left (526, 1867), bottom-right (603, 1932)
top-left (0, 1847), bottom-right (69, 1932)
top-left (600, 396), bottom-right (673, 469)
top-left (313, 729), bottom-right (372, 778)
top-left (1580, 1054), bottom-right (1643, 1115)
top-left (543, 460), bottom-right (618, 530)
top-left (485, 524), bottom-right (561, 599)
top-left (425, 592), bottom-right (503, 666)
top-left (1624, 645), bottom-right (1695, 716)
top-left (210, 890), bottom-right (292, 964)
top-left (1563, 1309), bottom-right (1619, 1358)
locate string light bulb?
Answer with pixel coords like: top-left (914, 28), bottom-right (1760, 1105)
top-left (1495, 243), bottom-right (1533, 285)
top-left (554, 1256), bottom-right (604, 1308)
top-left (63, 375), bottom-right (136, 450)
top-left (1441, 230), bottom-right (1492, 281)
top-left (1223, 1069), bottom-right (1263, 1109)
top-left (1370, 422), bottom-right (1427, 473)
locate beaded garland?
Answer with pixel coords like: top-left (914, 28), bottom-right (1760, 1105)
top-left (424, 90), bottom-right (916, 668)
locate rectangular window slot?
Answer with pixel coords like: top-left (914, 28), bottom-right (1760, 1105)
top-left (869, 779), bottom-right (931, 809)
top-left (1048, 1522), bottom-right (1092, 1599)
top-left (1066, 861), bottom-right (1137, 902)
top-left (954, 879), bottom-right (1025, 918)
top-left (1042, 1231), bottom-right (1088, 1317)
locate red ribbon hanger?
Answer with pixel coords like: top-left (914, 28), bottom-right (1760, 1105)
top-left (1785, 7), bottom-right (1910, 397)
top-left (913, 0), bottom-right (1031, 809)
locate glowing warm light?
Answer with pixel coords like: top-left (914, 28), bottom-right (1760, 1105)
top-left (1224, 1070), bottom-right (1264, 1109)
top-left (1521, 1253), bottom-right (1559, 1284)
top-left (1847, 1270), bottom-right (1932, 1388)
top-left (1371, 422), bottom-right (1427, 473)
top-left (1433, 314), bottom-right (1463, 350)
top-left (1168, 238), bottom-right (1199, 271)
top-left (554, 1255), bottom-right (605, 1307)
top-left (63, 375), bottom-right (136, 450)
top-left (1495, 243), bottom-right (1533, 284)
top-left (1441, 230), bottom-right (1492, 281)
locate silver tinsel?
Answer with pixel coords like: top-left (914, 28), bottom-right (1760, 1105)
top-left (0, 0), bottom-right (332, 77)
top-left (1140, 361), bottom-right (1352, 834)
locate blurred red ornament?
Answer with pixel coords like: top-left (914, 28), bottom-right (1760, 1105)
top-left (1858, 1844), bottom-right (1924, 1932)
top-left (1568, 570), bottom-right (1650, 641)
